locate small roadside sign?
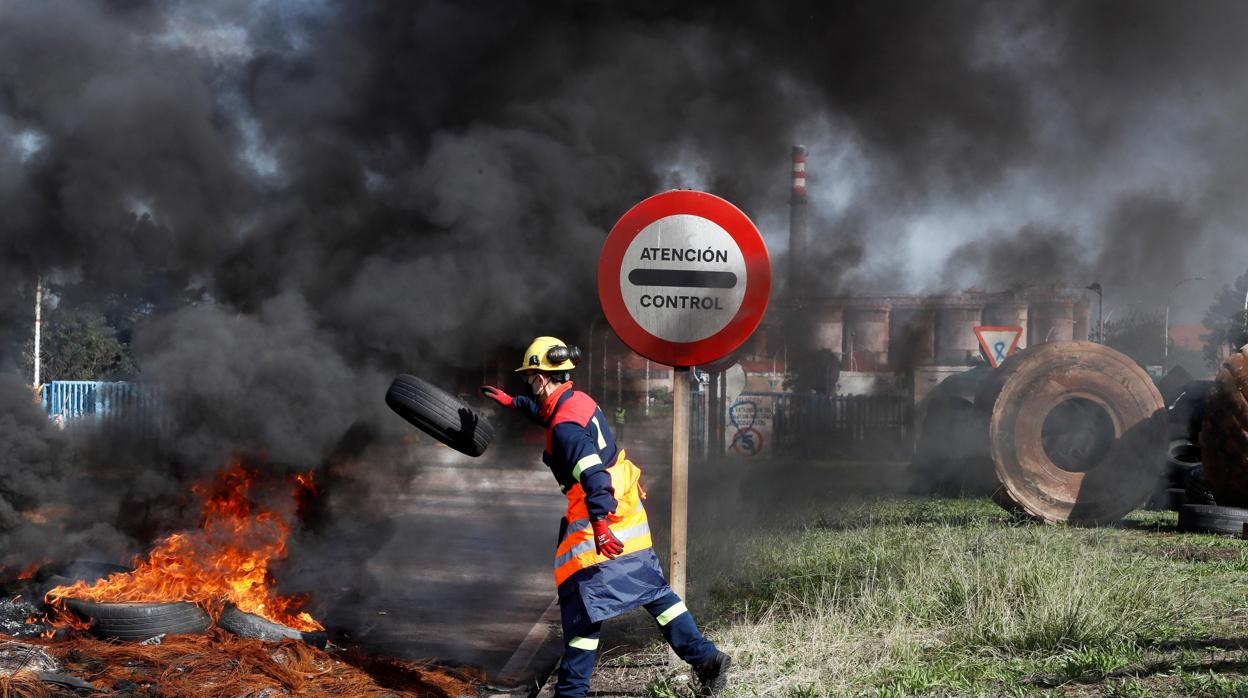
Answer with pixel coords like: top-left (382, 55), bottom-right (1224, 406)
top-left (597, 190), bottom-right (771, 367)
top-left (975, 326), bottom-right (1024, 368)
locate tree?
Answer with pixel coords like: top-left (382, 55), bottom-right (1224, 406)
top-left (25, 309), bottom-right (138, 382)
top-left (1104, 310), bottom-right (1170, 368)
top-left (1201, 269), bottom-right (1248, 370)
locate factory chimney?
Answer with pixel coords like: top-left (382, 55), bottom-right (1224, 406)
top-left (788, 145), bottom-right (808, 296)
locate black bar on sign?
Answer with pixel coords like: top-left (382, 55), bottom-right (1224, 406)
top-left (628, 269), bottom-right (738, 289)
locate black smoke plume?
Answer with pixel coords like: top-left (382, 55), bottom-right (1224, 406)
top-left (3, 0), bottom-right (1248, 662)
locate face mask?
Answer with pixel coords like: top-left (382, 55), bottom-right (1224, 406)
top-left (527, 374), bottom-right (545, 397)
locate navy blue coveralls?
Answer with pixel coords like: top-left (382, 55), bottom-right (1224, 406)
top-left (512, 382), bottom-right (718, 698)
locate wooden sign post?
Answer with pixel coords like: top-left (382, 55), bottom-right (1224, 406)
top-left (669, 365), bottom-right (690, 596)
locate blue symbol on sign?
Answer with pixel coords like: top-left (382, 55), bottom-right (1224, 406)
top-left (993, 341), bottom-right (1008, 363)
top-left (728, 400), bottom-right (757, 431)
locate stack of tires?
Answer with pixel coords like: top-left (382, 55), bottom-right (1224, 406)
top-left (43, 563), bottom-right (327, 645)
top-left (1150, 379), bottom-right (1211, 513)
top-left (973, 342), bottom-right (1168, 524)
top-left (1180, 345), bottom-right (1248, 535)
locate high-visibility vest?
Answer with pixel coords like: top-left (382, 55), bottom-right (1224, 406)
top-left (553, 449), bottom-right (652, 587)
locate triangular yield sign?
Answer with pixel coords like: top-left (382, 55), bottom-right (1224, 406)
top-left (975, 326), bottom-right (1024, 368)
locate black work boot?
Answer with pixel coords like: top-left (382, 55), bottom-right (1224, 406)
top-left (694, 651), bottom-right (731, 697)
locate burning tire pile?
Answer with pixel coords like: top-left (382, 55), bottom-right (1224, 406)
top-left (40, 464), bottom-right (327, 644)
top-left (0, 589), bottom-right (482, 697)
top-left (0, 461), bottom-right (483, 697)
top-left (40, 561), bottom-right (325, 647)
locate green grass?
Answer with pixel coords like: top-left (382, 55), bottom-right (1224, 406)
top-left (686, 497), bottom-right (1248, 696)
top-left (1177, 670), bottom-right (1248, 697)
top-left (644, 674), bottom-right (695, 698)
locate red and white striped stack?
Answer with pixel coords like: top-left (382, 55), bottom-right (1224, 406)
top-left (791, 145), bottom-right (807, 202)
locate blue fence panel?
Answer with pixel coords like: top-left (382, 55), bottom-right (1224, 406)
top-left (40, 381), bottom-right (162, 429)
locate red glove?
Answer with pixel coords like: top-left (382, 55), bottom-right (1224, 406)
top-left (591, 518), bottom-right (624, 558)
top-left (480, 385), bottom-right (513, 408)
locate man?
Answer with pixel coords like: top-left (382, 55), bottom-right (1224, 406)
top-left (613, 405), bottom-right (627, 445)
top-left (481, 336), bottom-right (730, 698)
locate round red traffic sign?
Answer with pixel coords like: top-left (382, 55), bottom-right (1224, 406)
top-left (597, 190), bottom-right (771, 367)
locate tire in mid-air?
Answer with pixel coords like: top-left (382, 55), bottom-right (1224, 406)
top-left (1198, 346), bottom-right (1248, 506)
top-left (974, 341), bottom-right (1168, 524)
top-left (385, 374), bottom-right (494, 457)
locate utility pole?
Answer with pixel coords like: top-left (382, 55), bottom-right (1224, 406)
top-left (1165, 276), bottom-right (1206, 367)
top-left (644, 360), bottom-right (651, 416)
top-left (33, 275), bottom-right (42, 390)
top-left (706, 369), bottom-right (718, 461)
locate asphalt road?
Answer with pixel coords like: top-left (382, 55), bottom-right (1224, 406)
top-left (326, 444), bottom-right (565, 680)
top-left (316, 418), bottom-right (678, 684)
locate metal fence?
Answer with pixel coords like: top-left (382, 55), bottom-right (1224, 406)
top-left (772, 393), bottom-right (914, 459)
top-left (688, 388), bottom-right (915, 461)
top-left (40, 381), bottom-right (162, 428)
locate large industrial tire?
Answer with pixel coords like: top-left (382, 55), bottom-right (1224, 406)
top-left (1198, 347), bottom-right (1248, 506)
top-left (974, 341), bottom-right (1168, 524)
top-left (1177, 504), bottom-right (1248, 535)
top-left (63, 599), bottom-right (211, 641)
top-left (217, 604), bottom-right (328, 647)
top-left (385, 374), bottom-right (494, 457)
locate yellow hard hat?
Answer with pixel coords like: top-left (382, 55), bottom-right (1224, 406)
top-left (516, 336), bottom-right (581, 373)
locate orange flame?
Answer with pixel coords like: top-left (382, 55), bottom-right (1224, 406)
top-left (16, 560), bottom-right (46, 581)
top-left (46, 461), bottom-right (322, 632)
